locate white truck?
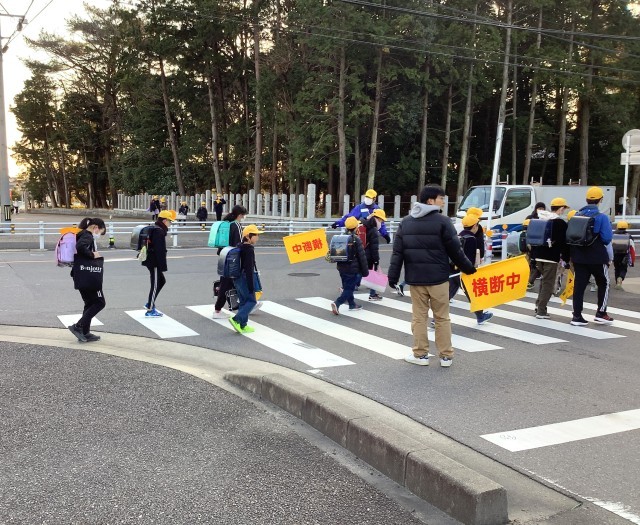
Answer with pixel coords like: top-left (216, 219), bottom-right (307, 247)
top-left (455, 184), bottom-right (617, 250)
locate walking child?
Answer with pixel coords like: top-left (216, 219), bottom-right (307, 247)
top-left (229, 225), bottom-right (263, 334)
top-left (613, 220), bottom-right (635, 290)
top-left (362, 208), bottom-right (386, 301)
top-left (142, 210), bottom-right (175, 317)
top-left (331, 216), bottom-right (369, 314)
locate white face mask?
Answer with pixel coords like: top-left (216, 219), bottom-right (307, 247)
top-left (364, 197), bottom-right (374, 206)
top-left (93, 233), bottom-right (101, 240)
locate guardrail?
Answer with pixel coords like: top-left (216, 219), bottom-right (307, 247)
top-left (0, 219), bottom-right (401, 250)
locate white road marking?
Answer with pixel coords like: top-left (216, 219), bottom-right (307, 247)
top-left (259, 301), bottom-right (412, 359)
top-left (302, 296), bottom-right (503, 352)
top-left (57, 315), bottom-right (103, 327)
top-left (125, 309), bottom-right (198, 338)
top-left (481, 408), bottom-right (640, 452)
top-left (525, 291), bottom-right (640, 320)
top-left (187, 304), bottom-right (353, 368)
top-left (448, 299), bottom-right (623, 340)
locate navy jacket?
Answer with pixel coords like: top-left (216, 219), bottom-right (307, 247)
top-left (142, 221), bottom-right (168, 272)
top-left (336, 234), bottom-right (369, 277)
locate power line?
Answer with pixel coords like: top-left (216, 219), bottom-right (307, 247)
top-left (0, 2), bottom-right (9, 15)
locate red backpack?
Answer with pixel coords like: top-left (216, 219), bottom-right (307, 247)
top-left (355, 224), bottom-right (368, 249)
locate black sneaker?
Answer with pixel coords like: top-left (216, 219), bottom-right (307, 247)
top-left (85, 333), bottom-right (101, 342)
top-left (570, 315), bottom-right (589, 326)
top-left (68, 324), bottom-right (87, 342)
top-left (594, 312), bottom-right (614, 325)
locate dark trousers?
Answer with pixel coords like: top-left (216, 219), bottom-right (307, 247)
top-left (215, 211), bottom-right (223, 221)
top-left (614, 255), bottom-right (628, 281)
top-left (77, 288), bottom-right (106, 335)
top-left (449, 275), bottom-right (483, 320)
top-left (147, 267), bottom-right (166, 309)
top-left (572, 263), bottom-right (610, 316)
top-left (215, 276), bottom-right (234, 311)
top-left (231, 273), bottom-right (257, 328)
top-left (335, 272), bottom-right (359, 309)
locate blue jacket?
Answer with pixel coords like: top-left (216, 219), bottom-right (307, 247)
top-left (335, 202), bottom-right (389, 237)
top-left (570, 205), bottom-right (613, 265)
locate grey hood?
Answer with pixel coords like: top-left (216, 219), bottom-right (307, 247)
top-left (410, 202), bottom-right (441, 218)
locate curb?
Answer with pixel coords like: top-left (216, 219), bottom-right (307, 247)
top-left (225, 371), bottom-right (508, 525)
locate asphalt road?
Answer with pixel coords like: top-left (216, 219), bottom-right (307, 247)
top-left (0, 341), bottom-right (443, 525)
top-left (2, 224), bottom-right (640, 523)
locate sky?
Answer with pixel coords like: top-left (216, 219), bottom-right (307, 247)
top-left (1, 0), bottom-right (110, 180)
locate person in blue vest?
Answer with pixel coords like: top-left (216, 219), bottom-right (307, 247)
top-left (331, 189), bottom-right (391, 243)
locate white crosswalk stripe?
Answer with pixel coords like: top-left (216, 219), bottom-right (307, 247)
top-left (526, 291), bottom-right (640, 321)
top-left (58, 314), bottom-right (103, 328)
top-left (305, 296), bottom-right (503, 351)
top-left (125, 309), bottom-right (199, 338)
top-left (354, 295), bottom-right (565, 346)
top-left (187, 304), bottom-right (353, 368)
top-left (259, 301), bottom-right (413, 359)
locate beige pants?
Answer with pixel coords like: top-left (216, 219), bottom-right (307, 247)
top-left (410, 282), bottom-right (453, 359)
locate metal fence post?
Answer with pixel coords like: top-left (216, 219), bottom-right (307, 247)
top-left (173, 221), bottom-right (178, 248)
top-left (39, 221), bottom-right (45, 250)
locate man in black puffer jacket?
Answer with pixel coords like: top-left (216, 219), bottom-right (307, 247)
top-left (388, 185), bottom-right (476, 368)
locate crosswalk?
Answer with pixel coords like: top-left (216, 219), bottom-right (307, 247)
top-left (57, 292), bottom-right (640, 370)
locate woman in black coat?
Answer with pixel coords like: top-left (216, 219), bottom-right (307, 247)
top-left (68, 218), bottom-right (106, 342)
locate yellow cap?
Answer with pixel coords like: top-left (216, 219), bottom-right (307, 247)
top-left (201, 201), bottom-right (206, 205)
top-left (345, 216), bottom-right (359, 230)
top-left (242, 224), bottom-right (264, 237)
top-left (586, 186), bottom-right (604, 200)
top-left (522, 219), bottom-right (530, 227)
top-left (372, 209), bottom-right (386, 221)
top-left (160, 197), bottom-right (166, 202)
top-left (618, 220), bottom-right (629, 229)
top-left (365, 189), bottom-right (377, 199)
top-left (462, 214), bottom-right (479, 228)
top-left (158, 210), bottom-right (177, 221)
top-left (181, 201), bottom-right (187, 204)
top-left (550, 197), bottom-right (568, 207)
top-left (467, 207), bottom-right (483, 217)
top-left (567, 210), bottom-right (577, 220)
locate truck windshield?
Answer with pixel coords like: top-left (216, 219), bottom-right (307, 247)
top-left (459, 187), bottom-right (506, 213)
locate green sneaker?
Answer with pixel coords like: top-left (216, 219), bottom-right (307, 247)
top-left (228, 318), bottom-right (243, 334)
top-left (241, 325), bottom-right (255, 334)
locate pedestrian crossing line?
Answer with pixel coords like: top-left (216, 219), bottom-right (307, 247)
top-left (526, 292), bottom-right (640, 321)
top-left (125, 309), bottom-right (199, 339)
top-left (57, 315), bottom-right (103, 328)
top-left (352, 295), bottom-right (564, 346)
top-left (306, 296), bottom-right (503, 352)
top-left (186, 305), bottom-right (354, 369)
top-left (481, 408), bottom-right (640, 452)
top-left (259, 301), bottom-right (412, 359)
top-left (508, 300), bottom-right (640, 334)
top-left (447, 299), bottom-right (623, 340)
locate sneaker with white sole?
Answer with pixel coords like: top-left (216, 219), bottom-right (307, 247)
top-left (477, 312), bottom-right (494, 325)
top-left (440, 357), bottom-right (453, 367)
top-left (594, 312), bottom-right (614, 325)
top-left (212, 310), bottom-right (229, 319)
top-left (145, 308), bottom-right (163, 318)
top-left (250, 302), bottom-right (262, 314)
top-left (535, 313), bottom-right (550, 320)
top-left (368, 294), bottom-right (383, 301)
top-left (331, 302), bottom-right (339, 315)
top-left (395, 284), bottom-right (405, 296)
top-left (349, 304), bottom-right (363, 311)
top-left (615, 277), bottom-right (623, 290)
top-left (570, 315), bottom-right (589, 326)
top-left (404, 354), bottom-right (429, 366)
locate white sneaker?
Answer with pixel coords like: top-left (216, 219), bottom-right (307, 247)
top-left (212, 310), bottom-right (230, 319)
top-left (250, 302), bottom-right (262, 314)
top-left (440, 357), bottom-right (453, 368)
top-left (404, 354), bottom-right (429, 366)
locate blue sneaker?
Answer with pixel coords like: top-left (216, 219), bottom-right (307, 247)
top-left (145, 308), bottom-right (163, 318)
top-left (144, 303), bottom-right (150, 310)
top-left (477, 312), bottom-right (494, 325)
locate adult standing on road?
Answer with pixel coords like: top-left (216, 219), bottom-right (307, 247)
top-left (330, 189), bottom-right (391, 244)
top-left (213, 194), bottom-right (226, 222)
top-left (213, 205), bottom-right (247, 318)
top-left (569, 186), bottom-right (614, 326)
top-left (68, 218), bottom-right (106, 343)
top-left (196, 201), bottom-right (208, 231)
top-left (388, 185), bottom-right (476, 368)
top-left (142, 210), bottom-right (175, 318)
top-left (531, 197), bottom-right (570, 320)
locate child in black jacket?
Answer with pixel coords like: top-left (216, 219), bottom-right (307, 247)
top-left (331, 217), bottom-right (369, 315)
top-left (143, 210), bottom-right (174, 317)
top-left (362, 209), bottom-right (386, 300)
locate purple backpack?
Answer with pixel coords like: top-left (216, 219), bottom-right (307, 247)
top-left (56, 232), bottom-right (77, 267)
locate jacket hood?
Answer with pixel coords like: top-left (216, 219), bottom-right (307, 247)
top-left (537, 210), bottom-right (560, 221)
top-left (578, 204), bottom-right (601, 217)
top-left (410, 202), bottom-right (441, 218)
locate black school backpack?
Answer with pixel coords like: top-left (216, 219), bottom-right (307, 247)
top-left (566, 215), bottom-right (597, 247)
top-left (526, 219), bottom-right (554, 247)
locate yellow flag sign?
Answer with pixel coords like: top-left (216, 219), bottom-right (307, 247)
top-left (283, 228), bottom-right (328, 264)
top-left (461, 255), bottom-right (530, 312)
top-left (559, 269), bottom-right (574, 305)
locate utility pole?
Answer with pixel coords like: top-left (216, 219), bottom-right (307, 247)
top-left (0, 14), bottom-right (26, 224)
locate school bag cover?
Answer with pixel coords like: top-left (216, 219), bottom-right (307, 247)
top-left (208, 221), bottom-right (231, 248)
top-left (612, 233), bottom-right (631, 254)
top-left (328, 234), bottom-right (359, 263)
top-left (56, 231), bottom-right (77, 267)
top-left (218, 245), bottom-right (242, 278)
top-left (565, 215), bottom-right (597, 246)
top-left (525, 219), bottom-right (554, 247)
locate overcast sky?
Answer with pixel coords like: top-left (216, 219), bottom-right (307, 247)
top-left (2, 0), bottom-right (110, 179)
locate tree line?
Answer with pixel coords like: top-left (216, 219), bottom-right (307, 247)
top-left (11, 0), bottom-right (640, 213)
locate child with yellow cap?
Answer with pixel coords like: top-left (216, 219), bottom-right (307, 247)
top-left (196, 201), bottom-right (208, 230)
top-left (331, 217), bottom-right (369, 315)
top-left (229, 224), bottom-right (263, 334)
